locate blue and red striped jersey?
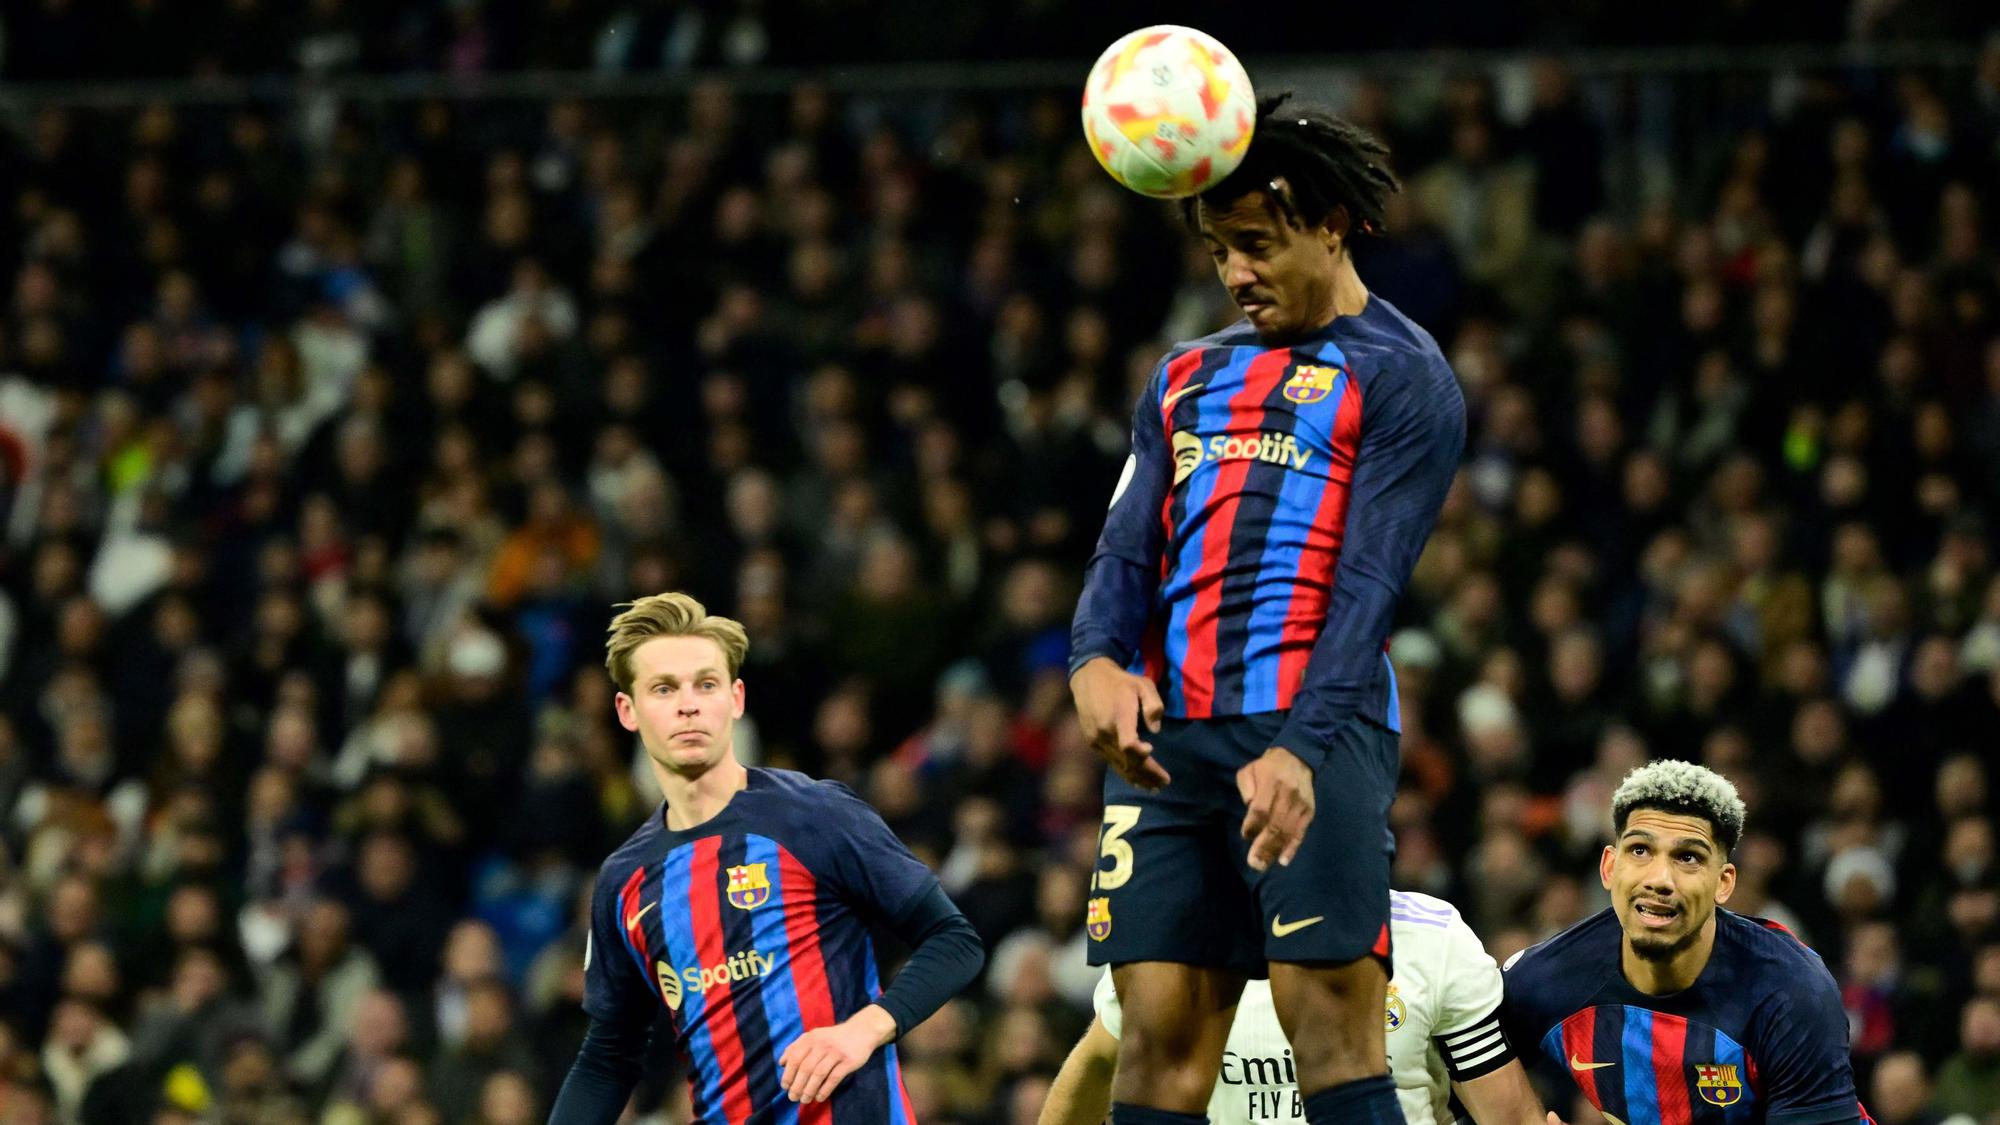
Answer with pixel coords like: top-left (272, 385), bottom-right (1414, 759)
top-left (1070, 296), bottom-right (1464, 758)
top-left (1501, 908), bottom-right (1874, 1125)
top-left (583, 768), bottom-right (933, 1125)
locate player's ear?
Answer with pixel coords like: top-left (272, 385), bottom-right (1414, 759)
top-left (613, 691), bottom-right (640, 733)
top-left (1598, 844), bottom-right (1615, 890)
top-left (1323, 204), bottom-right (1351, 253)
top-left (731, 678), bottom-right (746, 719)
top-left (1715, 861), bottom-right (1736, 905)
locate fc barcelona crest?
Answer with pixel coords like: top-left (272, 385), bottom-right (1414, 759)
top-left (1695, 1064), bottom-right (1743, 1107)
top-left (1284, 364), bottom-right (1340, 405)
top-left (1087, 897), bottom-right (1113, 941)
top-left (726, 863), bottom-right (771, 910)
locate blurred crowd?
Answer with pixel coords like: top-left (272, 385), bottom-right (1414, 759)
top-left (0, 16), bottom-right (1999, 1125)
top-left (0, 0), bottom-right (1993, 79)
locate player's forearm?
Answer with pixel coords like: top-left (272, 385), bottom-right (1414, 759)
top-left (1039, 1022), bottom-right (1118, 1125)
top-left (1453, 1061), bottom-right (1547, 1125)
top-left (845, 1004), bottom-right (900, 1048)
top-left (548, 1015), bottom-right (652, 1125)
top-left (875, 883), bottom-right (986, 1036)
top-left (1069, 553), bottom-right (1156, 676)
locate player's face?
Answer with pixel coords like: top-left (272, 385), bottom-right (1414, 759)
top-left (1600, 810), bottom-right (1737, 963)
top-left (1199, 184), bottom-right (1343, 343)
top-left (614, 636), bottom-right (746, 777)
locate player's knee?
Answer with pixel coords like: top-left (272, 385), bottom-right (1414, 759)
top-left (1285, 1016), bottom-right (1380, 1084)
top-left (1270, 962), bottom-right (1389, 1087)
top-left (1113, 1022), bottom-right (1225, 1110)
top-left (1113, 994), bottom-right (1229, 1104)
top-left (1116, 1002), bottom-right (1216, 1066)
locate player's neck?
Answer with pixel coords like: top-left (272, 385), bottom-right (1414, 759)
top-left (1301, 260), bottom-right (1370, 334)
top-left (657, 755), bottom-right (750, 831)
top-left (1328, 257), bottom-right (1369, 321)
top-left (1621, 915), bottom-right (1719, 995)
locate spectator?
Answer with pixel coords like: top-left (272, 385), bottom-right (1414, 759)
top-left (214, 1033), bottom-right (311, 1125)
top-left (319, 989), bottom-right (410, 1110)
top-left (425, 978), bottom-right (536, 1123)
top-left (127, 946), bottom-right (261, 1089)
top-left (464, 260), bottom-right (578, 382)
top-left (1931, 996), bottom-right (2000, 1119)
top-left (425, 920), bottom-right (502, 1051)
top-left (1411, 115), bottom-right (1535, 303)
top-left (1868, 1050), bottom-right (1942, 1125)
top-left (39, 999), bottom-right (128, 1123)
top-left (338, 832), bottom-right (454, 996)
top-left (259, 898), bottom-right (381, 1089)
top-left (472, 1068), bottom-right (540, 1125)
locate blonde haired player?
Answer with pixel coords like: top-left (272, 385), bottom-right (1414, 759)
top-left (1041, 892), bottom-right (1548, 1125)
top-left (548, 593), bottom-right (985, 1124)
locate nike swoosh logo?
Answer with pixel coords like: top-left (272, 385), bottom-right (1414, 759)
top-left (1271, 915), bottom-right (1324, 938)
top-left (625, 902), bottom-right (656, 929)
top-left (1570, 1055), bottom-right (1615, 1071)
top-left (1162, 383), bottom-right (1205, 411)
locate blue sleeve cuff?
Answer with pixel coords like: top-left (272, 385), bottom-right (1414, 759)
top-left (1273, 706), bottom-right (1348, 773)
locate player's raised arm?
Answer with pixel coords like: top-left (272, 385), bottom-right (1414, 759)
top-left (1069, 360), bottom-right (1175, 790)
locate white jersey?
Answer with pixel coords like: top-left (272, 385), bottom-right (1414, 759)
top-left (1092, 892), bottom-right (1510, 1125)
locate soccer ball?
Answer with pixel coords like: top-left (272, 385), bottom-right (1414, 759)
top-left (1080, 25), bottom-right (1256, 200)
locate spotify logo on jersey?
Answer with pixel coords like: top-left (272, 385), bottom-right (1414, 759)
top-left (1173, 430), bottom-right (1316, 487)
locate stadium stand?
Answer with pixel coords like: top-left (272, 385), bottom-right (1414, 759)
top-left (0, 3), bottom-right (1996, 1123)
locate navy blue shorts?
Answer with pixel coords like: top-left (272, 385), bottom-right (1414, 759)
top-left (1084, 711), bottom-right (1396, 977)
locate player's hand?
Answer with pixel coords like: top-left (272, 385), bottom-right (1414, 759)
top-left (1070, 657), bottom-right (1170, 790)
top-left (1546, 1113), bottom-right (1571, 1125)
top-left (779, 1005), bottom-right (896, 1103)
top-left (1236, 747), bottom-right (1315, 872)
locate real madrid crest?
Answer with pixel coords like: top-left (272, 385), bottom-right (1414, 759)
top-left (1384, 983), bottom-right (1406, 1031)
top-left (1284, 364), bottom-right (1340, 405)
top-left (726, 863), bottom-right (771, 910)
top-left (1087, 896), bottom-right (1113, 941)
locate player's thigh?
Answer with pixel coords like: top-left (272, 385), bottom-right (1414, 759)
top-left (1109, 961), bottom-right (1246, 1107)
top-left (1109, 961), bottom-right (1246, 1061)
top-left (1242, 714), bottom-right (1398, 969)
top-left (1088, 721), bottom-right (1263, 975)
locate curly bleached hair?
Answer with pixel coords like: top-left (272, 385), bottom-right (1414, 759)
top-left (1612, 761), bottom-right (1746, 854)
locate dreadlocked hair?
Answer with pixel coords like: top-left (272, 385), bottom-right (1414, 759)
top-left (1181, 93), bottom-right (1400, 238)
